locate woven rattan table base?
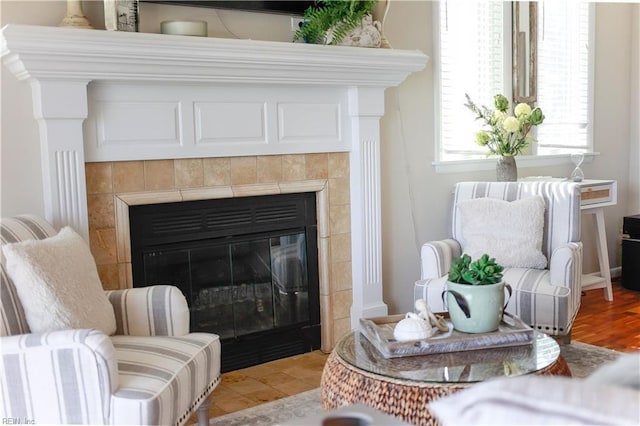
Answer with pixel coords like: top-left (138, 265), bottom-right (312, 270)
top-left (320, 349), bottom-right (571, 426)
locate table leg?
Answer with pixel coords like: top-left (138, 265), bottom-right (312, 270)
top-left (592, 209), bottom-right (614, 301)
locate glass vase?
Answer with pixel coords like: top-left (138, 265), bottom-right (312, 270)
top-left (496, 156), bottom-right (517, 182)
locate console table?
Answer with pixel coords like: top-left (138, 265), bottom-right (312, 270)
top-left (579, 179), bottom-right (617, 301)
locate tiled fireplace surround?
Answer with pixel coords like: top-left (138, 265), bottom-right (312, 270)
top-left (85, 153), bottom-right (352, 350)
top-left (1, 25), bottom-right (426, 352)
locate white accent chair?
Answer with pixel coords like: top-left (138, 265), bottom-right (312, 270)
top-left (0, 215), bottom-right (221, 425)
top-left (415, 181), bottom-right (583, 338)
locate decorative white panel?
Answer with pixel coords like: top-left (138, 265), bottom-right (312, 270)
top-left (97, 101), bottom-right (181, 146)
top-left (195, 102), bottom-right (266, 145)
top-left (278, 103), bottom-right (341, 144)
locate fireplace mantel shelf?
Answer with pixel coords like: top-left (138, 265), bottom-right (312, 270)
top-left (1, 24), bottom-right (427, 86)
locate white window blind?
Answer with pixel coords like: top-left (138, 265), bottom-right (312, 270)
top-left (536, 1), bottom-right (592, 154)
top-left (436, 1), bottom-right (593, 162)
top-left (438, 0), bottom-right (506, 160)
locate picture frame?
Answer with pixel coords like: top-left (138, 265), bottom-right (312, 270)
top-left (104, 0), bottom-right (139, 32)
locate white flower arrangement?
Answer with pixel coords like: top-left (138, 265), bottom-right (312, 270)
top-left (465, 94), bottom-right (545, 157)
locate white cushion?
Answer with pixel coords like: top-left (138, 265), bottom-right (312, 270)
top-left (2, 226), bottom-right (116, 335)
top-left (457, 195), bottom-right (547, 269)
top-left (429, 375), bottom-right (640, 425)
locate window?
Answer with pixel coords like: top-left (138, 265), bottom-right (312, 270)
top-left (435, 1), bottom-right (594, 164)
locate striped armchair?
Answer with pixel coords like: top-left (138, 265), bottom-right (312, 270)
top-left (0, 215), bottom-right (221, 425)
top-left (415, 181), bottom-right (583, 338)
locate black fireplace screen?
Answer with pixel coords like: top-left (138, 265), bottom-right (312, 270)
top-left (142, 232), bottom-right (310, 338)
top-left (129, 193), bottom-right (320, 372)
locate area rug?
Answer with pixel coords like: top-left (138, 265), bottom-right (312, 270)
top-left (209, 341), bottom-right (621, 426)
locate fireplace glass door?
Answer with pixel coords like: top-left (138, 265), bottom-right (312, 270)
top-left (142, 232), bottom-right (310, 340)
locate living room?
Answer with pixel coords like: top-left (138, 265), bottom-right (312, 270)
top-left (1, 1), bottom-right (639, 425)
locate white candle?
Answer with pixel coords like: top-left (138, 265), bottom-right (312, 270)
top-left (160, 21), bottom-right (208, 37)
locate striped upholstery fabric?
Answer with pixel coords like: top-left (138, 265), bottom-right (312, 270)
top-left (1, 214), bottom-right (57, 337)
top-left (106, 286), bottom-right (190, 337)
top-left (0, 329), bottom-right (118, 424)
top-left (111, 333), bottom-right (220, 425)
top-left (415, 181), bottom-right (583, 336)
top-left (1, 215), bottom-right (221, 425)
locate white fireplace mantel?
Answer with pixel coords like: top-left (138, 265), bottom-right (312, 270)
top-left (1, 24), bottom-right (428, 329)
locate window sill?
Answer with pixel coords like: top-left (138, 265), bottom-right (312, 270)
top-left (432, 153), bottom-right (599, 174)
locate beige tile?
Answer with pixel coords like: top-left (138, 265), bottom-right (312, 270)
top-left (230, 156), bottom-right (257, 185)
top-left (89, 228), bottom-right (117, 265)
top-left (257, 156), bottom-right (282, 183)
top-left (271, 378), bottom-right (317, 396)
top-left (212, 392), bottom-right (258, 413)
top-left (329, 177), bottom-right (350, 206)
top-left (329, 204), bottom-right (350, 235)
top-left (253, 371), bottom-right (295, 385)
top-left (97, 264), bottom-right (119, 290)
top-left (305, 153), bottom-right (328, 179)
top-left (85, 162), bottom-right (112, 194)
top-left (330, 233), bottom-right (351, 263)
top-left (282, 155), bottom-right (305, 181)
top-left (282, 365), bottom-right (323, 381)
top-left (224, 377), bottom-right (271, 395)
top-left (203, 157), bottom-right (231, 186)
top-left (328, 152), bottom-right (349, 178)
top-left (231, 183), bottom-right (280, 198)
top-left (144, 160), bottom-right (175, 190)
top-left (243, 388), bottom-right (288, 405)
top-left (87, 193), bottom-right (115, 230)
top-left (175, 158), bottom-right (204, 189)
top-left (318, 237), bottom-right (331, 296)
top-left (320, 294), bottom-right (333, 352)
top-left (113, 161), bottom-right (144, 193)
top-left (331, 261), bottom-right (352, 292)
top-left (333, 318), bottom-right (352, 346)
top-left (118, 263), bottom-right (132, 290)
top-left (332, 289), bottom-right (352, 320)
top-left (221, 370), bottom-right (252, 385)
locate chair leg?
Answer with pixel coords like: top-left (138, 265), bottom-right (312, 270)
top-left (196, 394), bottom-right (212, 426)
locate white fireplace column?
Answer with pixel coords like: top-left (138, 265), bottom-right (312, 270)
top-left (348, 87), bottom-right (388, 328)
top-left (30, 79), bottom-right (90, 240)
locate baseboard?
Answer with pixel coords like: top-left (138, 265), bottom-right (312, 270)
top-left (611, 266), bottom-right (622, 279)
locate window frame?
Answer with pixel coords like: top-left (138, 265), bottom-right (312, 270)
top-left (432, 1), bottom-right (597, 174)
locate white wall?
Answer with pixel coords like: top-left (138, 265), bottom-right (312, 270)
top-left (2, 1), bottom-right (637, 315)
top-left (630, 5), bottom-right (640, 215)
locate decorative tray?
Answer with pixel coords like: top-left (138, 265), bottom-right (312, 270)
top-left (359, 313), bottom-right (534, 359)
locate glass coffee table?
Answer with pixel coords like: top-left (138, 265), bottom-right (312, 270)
top-left (321, 330), bottom-right (571, 426)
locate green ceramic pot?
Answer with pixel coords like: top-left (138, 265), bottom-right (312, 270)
top-left (443, 281), bottom-right (512, 333)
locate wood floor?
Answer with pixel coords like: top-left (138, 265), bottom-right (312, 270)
top-left (202, 280), bottom-right (640, 420)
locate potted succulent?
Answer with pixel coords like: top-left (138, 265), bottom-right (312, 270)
top-left (444, 254), bottom-right (511, 333)
top-left (293, 0), bottom-right (379, 46)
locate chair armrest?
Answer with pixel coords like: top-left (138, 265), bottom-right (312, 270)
top-left (549, 242), bottom-right (583, 288)
top-left (420, 239), bottom-right (462, 279)
top-left (0, 329), bottom-right (118, 424)
top-left (106, 285), bottom-right (190, 336)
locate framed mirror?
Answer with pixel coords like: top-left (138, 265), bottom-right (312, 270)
top-left (512, 1), bottom-right (537, 104)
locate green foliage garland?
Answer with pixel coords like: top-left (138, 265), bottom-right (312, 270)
top-left (294, 0), bottom-right (378, 45)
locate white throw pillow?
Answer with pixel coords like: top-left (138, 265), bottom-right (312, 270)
top-left (457, 195), bottom-right (547, 269)
top-left (2, 226), bottom-right (117, 335)
top-left (429, 375), bottom-right (640, 425)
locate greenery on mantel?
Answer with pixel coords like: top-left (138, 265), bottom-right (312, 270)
top-left (293, 0), bottom-right (378, 45)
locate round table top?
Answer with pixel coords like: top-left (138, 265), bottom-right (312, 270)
top-left (335, 330), bottom-right (561, 384)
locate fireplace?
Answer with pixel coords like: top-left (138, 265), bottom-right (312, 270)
top-left (129, 192), bottom-right (320, 371)
top-left (0, 24), bottom-right (427, 350)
